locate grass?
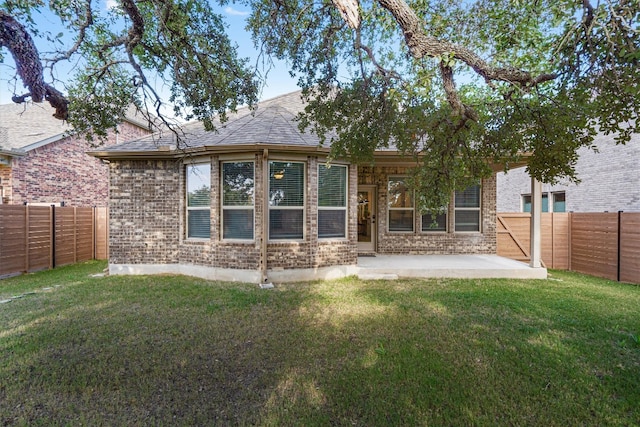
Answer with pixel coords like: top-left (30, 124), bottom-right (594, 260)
top-left (1, 261), bottom-right (639, 426)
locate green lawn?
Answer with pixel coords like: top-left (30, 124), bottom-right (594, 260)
top-left (1, 261), bottom-right (639, 426)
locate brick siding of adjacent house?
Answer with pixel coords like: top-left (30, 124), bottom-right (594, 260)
top-left (0, 165), bottom-right (11, 204)
top-left (109, 155), bottom-right (496, 272)
top-left (497, 133), bottom-right (640, 213)
top-left (8, 121), bottom-right (149, 207)
top-left (358, 166), bottom-right (497, 255)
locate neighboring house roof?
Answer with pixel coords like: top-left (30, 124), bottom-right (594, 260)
top-left (0, 103), bottom-right (69, 151)
top-left (0, 102), bottom-right (151, 154)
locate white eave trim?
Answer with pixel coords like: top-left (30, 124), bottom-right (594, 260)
top-left (20, 133), bottom-right (67, 152)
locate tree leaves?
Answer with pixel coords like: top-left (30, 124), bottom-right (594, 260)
top-left (244, 0), bottom-right (638, 211)
top-left (2, 0), bottom-right (258, 142)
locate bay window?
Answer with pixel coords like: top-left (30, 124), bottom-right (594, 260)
top-left (269, 161), bottom-right (304, 239)
top-left (222, 161), bottom-right (254, 240)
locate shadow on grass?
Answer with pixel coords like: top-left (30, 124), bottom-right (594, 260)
top-left (1, 269), bottom-right (639, 425)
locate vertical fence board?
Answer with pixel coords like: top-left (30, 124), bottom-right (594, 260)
top-left (620, 213), bottom-right (640, 284)
top-left (95, 207), bottom-right (109, 260)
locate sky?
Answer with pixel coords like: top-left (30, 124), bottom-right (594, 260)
top-left (0, 1), bottom-right (300, 108)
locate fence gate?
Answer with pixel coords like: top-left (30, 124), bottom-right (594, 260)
top-left (497, 213), bottom-right (570, 270)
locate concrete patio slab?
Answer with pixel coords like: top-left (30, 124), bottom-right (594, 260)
top-left (356, 254), bottom-right (547, 280)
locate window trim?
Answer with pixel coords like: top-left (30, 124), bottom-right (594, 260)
top-left (387, 176), bottom-right (414, 233)
top-left (318, 163), bottom-right (348, 240)
top-left (221, 160), bottom-right (255, 242)
top-left (454, 182), bottom-right (482, 233)
top-left (268, 160), bottom-right (306, 241)
top-left (185, 162), bottom-right (212, 240)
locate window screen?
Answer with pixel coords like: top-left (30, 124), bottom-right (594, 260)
top-left (455, 183), bottom-right (480, 232)
top-left (269, 161), bottom-right (304, 239)
top-left (318, 164), bottom-right (347, 238)
top-left (222, 161), bottom-right (254, 240)
top-left (186, 163), bottom-right (211, 238)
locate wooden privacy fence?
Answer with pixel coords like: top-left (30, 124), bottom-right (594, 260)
top-left (498, 212), bottom-right (640, 284)
top-left (0, 205), bottom-right (108, 278)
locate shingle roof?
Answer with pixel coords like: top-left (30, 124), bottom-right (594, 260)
top-left (98, 91), bottom-right (328, 154)
top-left (0, 102), bottom-right (151, 153)
top-left (0, 103), bottom-right (69, 150)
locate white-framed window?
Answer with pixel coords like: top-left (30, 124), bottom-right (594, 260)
top-left (523, 192), bottom-right (566, 213)
top-left (421, 209), bottom-right (447, 232)
top-left (552, 192), bottom-right (566, 212)
top-left (522, 193), bottom-right (549, 213)
top-left (221, 161), bottom-right (254, 240)
top-left (454, 183), bottom-right (481, 232)
top-left (388, 177), bottom-right (414, 232)
top-left (186, 162), bottom-right (211, 239)
top-left (269, 161), bottom-right (305, 240)
top-left (318, 164), bottom-right (347, 239)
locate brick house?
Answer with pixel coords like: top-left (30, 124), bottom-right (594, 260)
top-left (497, 131), bottom-right (640, 213)
top-left (0, 102), bottom-right (151, 206)
top-left (90, 91), bottom-right (527, 283)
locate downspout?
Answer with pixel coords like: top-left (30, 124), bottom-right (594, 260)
top-left (260, 149), bottom-right (269, 284)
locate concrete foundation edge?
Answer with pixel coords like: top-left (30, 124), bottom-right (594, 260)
top-left (108, 263), bottom-right (546, 282)
top-left (109, 263), bottom-right (359, 283)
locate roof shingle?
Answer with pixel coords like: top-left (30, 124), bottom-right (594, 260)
top-left (99, 91), bottom-right (327, 154)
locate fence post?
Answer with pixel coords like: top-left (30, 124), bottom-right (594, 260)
top-left (568, 212), bottom-right (572, 271)
top-left (73, 207), bottom-right (78, 263)
top-left (24, 205), bottom-right (29, 273)
top-left (617, 211), bottom-right (622, 282)
top-left (92, 207), bottom-right (96, 260)
top-left (51, 205), bottom-right (56, 269)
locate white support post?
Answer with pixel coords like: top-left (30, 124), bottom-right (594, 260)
top-left (530, 177), bottom-right (542, 268)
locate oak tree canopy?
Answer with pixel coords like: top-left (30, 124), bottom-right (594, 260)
top-left (1, 0), bottom-right (638, 212)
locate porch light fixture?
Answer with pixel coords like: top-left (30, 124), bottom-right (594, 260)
top-left (273, 170), bottom-right (285, 180)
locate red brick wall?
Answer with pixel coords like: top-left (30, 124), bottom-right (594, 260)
top-left (0, 165), bottom-right (11, 204)
top-left (9, 121), bottom-right (149, 207)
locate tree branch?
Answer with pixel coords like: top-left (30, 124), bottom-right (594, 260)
top-left (375, 0), bottom-right (558, 87)
top-left (439, 61), bottom-right (477, 121)
top-left (0, 11), bottom-right (68, 119)
top-left (46, 0), bottom-right (94, 65)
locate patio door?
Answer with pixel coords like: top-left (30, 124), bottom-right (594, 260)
top-left (357, 186), bottom-right (376, 252)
